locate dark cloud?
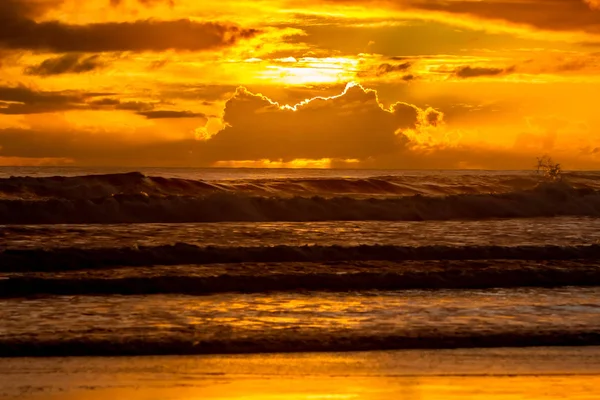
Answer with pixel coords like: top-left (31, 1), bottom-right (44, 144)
top-left (375, 62), bottom-right (412, 74)
top-left (455, 65), bottom-right (516, 78)
top-left (0, 85), bottom-right (207, 117)
top-left (1, 83), bottom-right (597, 169)
top-left (138, 110), bottom-right (207, 119)
top-left (423, 108), bottom-right (443, 126)
top-left (148, 59), bottom-right (170, 70)
top-left (0, 85), bottom-right (83, 104)
top-left (0, 127), bottom-right (199, 165)
top-left (110, 0), bottom-right (174, 6)
top-left (200, 83), bottom-right (428, 161)
top-left (0, 85), bottom-right (166, 115)
top-left (1, 0), bottom-right (174, 19)
top-left (89, 98), bottom-right (156, 112)
top-left (0, 102), bottom-right (84, 115)
top-left (0, 84), bottom-right (426, 165)
top-left (0, 0), bottom-right (259, 53)
top-left (413, 0), bottom-right (600, 33)
top-left (25, 54), bottom-right (105, 76)
top-left (358, 62), bottom-right (412, 78)
top-left (0, 0), bottom-right (63, 19)
top-left (321, 0), bottom-right (600, 34)
top-left (0, 85), bottom-right (91, 114)
top-left (0, 18), bottom-right (259, 52)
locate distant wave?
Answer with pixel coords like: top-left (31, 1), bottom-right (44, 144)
top-left (1, 177), bottom-right (600, 224)
top-left (2, 259), bottom-right (600, 297)
top-left (3, 171), bottom-right (600, 200)
top-left (1, 330), bottom-right (599, 357)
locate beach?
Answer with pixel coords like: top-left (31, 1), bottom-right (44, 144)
top-left (1, 348), bottom-right (600, 399)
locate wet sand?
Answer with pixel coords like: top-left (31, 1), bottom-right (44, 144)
top-left (1, 347), bottom-right (599, 399)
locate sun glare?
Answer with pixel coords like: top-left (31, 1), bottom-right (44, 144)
top-left (259, 57), bottom-right (360, 85)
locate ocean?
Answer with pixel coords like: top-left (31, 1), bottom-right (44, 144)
top-left (1, 167), bottom-right (600, 358)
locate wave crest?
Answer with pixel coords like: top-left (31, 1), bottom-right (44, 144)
top-left (3, 259), bottom-right (600, 297)
top-left (2, 243), bottom-right (600, 272)
top-left (0, 182), bottom-right (599, 224)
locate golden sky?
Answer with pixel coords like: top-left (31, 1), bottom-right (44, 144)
top-left (1, 0), bottom-right (600, 168)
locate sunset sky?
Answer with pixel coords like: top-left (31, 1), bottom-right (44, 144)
top-left (1, 0), bottom-right (600, 169)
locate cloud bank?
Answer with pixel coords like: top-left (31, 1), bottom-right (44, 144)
top-left (201, 83), bottom-right (432, 161)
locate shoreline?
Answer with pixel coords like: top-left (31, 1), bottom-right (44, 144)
top-left (1, 347), bottom-right (599, 399)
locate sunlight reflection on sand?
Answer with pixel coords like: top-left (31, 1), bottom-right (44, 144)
top-left (1, 348), bottom-right (599, 400)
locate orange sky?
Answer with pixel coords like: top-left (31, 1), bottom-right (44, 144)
top-left (1, 0), bottom-right (600, 169)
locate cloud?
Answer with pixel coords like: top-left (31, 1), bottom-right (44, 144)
top-left (0, 85), bottom-right (182, 117)
top-left (358, 62), bottom-right (412, 78)
top-left (200, 83), bottom-right (436, 161)
top-left (88, 98), bottom-right (155, 112)
top-left (0, 84), bottom-right (211, 118)
top-left (0, 85), bottom-right (93, 114)
top-left (0, 11), bottom-right (259, 52)
top-left (1, 82), bottom-right (599, 170)
top-left (0, 126), bottom-right (198, 164)
top-left (317, 0), bottom-right (600, 36)
top-left (0, 85), bottom-right (84, 104)
top-left (412, 0), bottom-right (600, 33)
top-left (138, 110), bottom-right (207, 119)
top-left (372, 62), bottom-right (412, 75)
top-left (1, 0), bottom-right (175, 19)
top-left (110, 0), bottom-right (174, 7)
top-left (455, 65), bottom-right (516, 78)
top-left (25, 54), bottom-right (105, 76)
top-left (0, 0), bottom-right (62, 19)
top-left (585, 0), bottom-right (600, 10)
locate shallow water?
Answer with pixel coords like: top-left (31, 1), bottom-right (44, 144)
top-left (2, 288), bottom-right (600, 356)
top-left (2, 217), bottom-right (599, 249)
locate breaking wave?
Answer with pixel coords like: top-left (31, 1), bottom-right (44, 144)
top-left (1, 174), bottom-right (600, 224)
top-left (2, 242), bottom-right (600, 269)
top-left (3, 171), bottom-right (600, 200)
top-left (3, 259), bottom-right (600, 297)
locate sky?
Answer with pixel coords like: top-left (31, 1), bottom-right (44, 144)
top-left (1, 0), bottom-right (600, 169)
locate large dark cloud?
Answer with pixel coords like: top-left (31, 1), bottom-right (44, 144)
top-left (1, 83), bottom-right (598, 169)
top-left (0, 19), bottom-right (259, 52)
top-left (414, 0), bottom-right (600, 33)
top-left (320, 0), bottom-right (600, 34)
top-left (0, 0), bottom-right (259, 53)
top-left (200, 83), bottom-right (427, 161)
top-left (25, 54), bottom-right (105, 76)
